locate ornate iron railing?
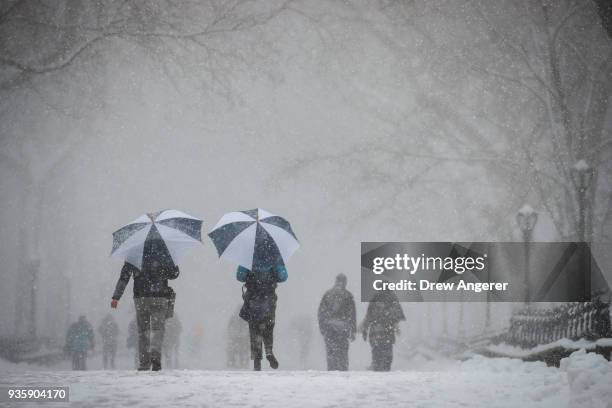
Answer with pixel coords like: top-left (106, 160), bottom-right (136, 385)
top-left (507, 300), bottom-right (611, 349)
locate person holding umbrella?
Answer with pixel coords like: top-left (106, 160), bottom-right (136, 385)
top-left (236, 263), bottom-right (286, 370)
top-left (109, 210), bottom-right (202, 371)
top-left (209, 208), bottom-right (299, 371)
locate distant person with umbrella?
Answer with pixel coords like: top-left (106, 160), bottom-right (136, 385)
top-left (361, 288), bottom-right (405, 371)
top-left (318, 273), bottom-right (356, 371)
top-left (98, 313), bottom-right (119, 369)
top-left (109, 210), bottom-right (202, 371)
top-left (209, 208), bottom-right (299, 371)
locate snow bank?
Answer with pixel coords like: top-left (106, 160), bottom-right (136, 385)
top-left (560, 349), bottom-right (612, 408)
top-left (485, 338), bottom-right (611, 358)
top-left (459, 355), bottom-right (570, 403)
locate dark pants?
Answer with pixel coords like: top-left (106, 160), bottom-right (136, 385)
top-left (102, 344), bottom-right (116, 369)
top-left (371, 343), bottom-right (393, 371)
top-left (324, 334), bottom-right (349, 371)
top-left (249, 320), bottom-right (274, 360)
top-left (135, 297), bottom-right (168, 368)
top-left (72, 351), bottom-right (87, 370)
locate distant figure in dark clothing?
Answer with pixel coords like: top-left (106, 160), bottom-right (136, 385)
top-left (126, 318), bottom-right (138, 369)
top-left (237, 264), bottom-right (287, 371)
top-left (227, 307), bottom-right (250, 369)
top-left (65, 315), bottom-right (94, 370)
top-left (318, 274), bottom-right (356, 371)
top-left (111, 237), bottom-right (180, 371)
top-left (163, 314), bottom-right (182, 369)
top-left (98, 313), bottom-right (119, 369)
top-left (361, 290), bottom-right (405, 371)
top-left (290, 314), bottom-right (314, 369)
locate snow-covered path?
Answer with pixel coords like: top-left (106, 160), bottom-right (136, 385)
top-left (1, 356), bottom-right (578, 408)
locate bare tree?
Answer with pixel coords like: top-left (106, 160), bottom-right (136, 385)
top-left (461, 0), bottom-right (612, 241)
top-left (0, 0), bottom-right (291, 338)
top-left (278, 0), bottom-right (611, 242)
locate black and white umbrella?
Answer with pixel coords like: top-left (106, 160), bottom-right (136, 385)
top-left (111, 209), bottom-right (202, 269)
top-left (208, 208), bottom-right (299, 270)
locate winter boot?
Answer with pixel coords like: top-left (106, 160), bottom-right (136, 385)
top-left (151, 351), bottom-right (162, 371)
top-left (266, 354), bottom-right (279, 369)
top-left (138, 352), bottom-right (151, 371)
top-left (253, 358), bottom-right (261, 371)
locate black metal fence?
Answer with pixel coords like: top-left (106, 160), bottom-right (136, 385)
top-left (507, 300), bottom-right (611, 349)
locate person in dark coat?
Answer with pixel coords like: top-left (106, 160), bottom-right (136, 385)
top-left (65, 315), bottom-right (94, 370)
top-left (318, 274), bottom-right (356, 371)
top-left (98, 313), bottom-right (119, 369)
top-left (237, 263), bottom-right (287, 371)
top-left (111, 238), bottom-right (179, 371)
top-left (361, 290), bottom-right (405, 371)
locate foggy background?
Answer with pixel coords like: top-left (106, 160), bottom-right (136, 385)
top-left (1, 0), bottom-right (611, 369)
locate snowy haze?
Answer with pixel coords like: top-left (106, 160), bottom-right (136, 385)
top-left (0, 0), bottom-right (611, 369)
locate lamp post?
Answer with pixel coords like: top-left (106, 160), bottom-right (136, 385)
top-left (571, 160), bottom-right (593, 242)
top-left (571, 159), bottom-right (593, 301)
top-left (517, 205), bottom-right (538, 307)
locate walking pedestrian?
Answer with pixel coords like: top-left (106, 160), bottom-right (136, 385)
top-left (318, 274), bottom-right (356, 371)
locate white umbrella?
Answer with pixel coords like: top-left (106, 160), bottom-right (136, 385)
top-left (111, 209), bottom-right (202, 269)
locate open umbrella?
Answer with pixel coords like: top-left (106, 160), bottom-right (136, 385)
top-left (111, 209), bottom-right (202, 269)
top-left (208, 208), bottom-right (299, 270)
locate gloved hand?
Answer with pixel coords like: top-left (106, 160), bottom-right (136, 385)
top-left (111, 299), bottom-right (118, 309)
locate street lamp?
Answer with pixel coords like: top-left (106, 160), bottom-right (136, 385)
top-left (571, 159), bottom-right (593, 242)
top-left (517, 204), bottom-right (538, 306)
top-left (571, 159), bottom-right (593, 301)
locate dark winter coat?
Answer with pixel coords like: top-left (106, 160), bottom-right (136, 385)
top-left (362, 291), bottom-right (405, 346)
top-left (65, 318), bottom-right (94, 353)
top-left (318, 285), bottom-right (356, 339)
top-left (112, 261), bottom-right (179, 300)
top-left (237, 265), bottom-right (286, 323)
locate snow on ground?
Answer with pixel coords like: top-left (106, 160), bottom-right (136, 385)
top-left (560, 349), bottom-right (612, 408)
top-left (0, 356), bottom-right (577, 408)
top-left (486, 338), bottom-right (612, 358)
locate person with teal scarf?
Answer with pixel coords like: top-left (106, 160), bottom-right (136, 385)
top-left (237, 264), bottom-right (287, 371)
